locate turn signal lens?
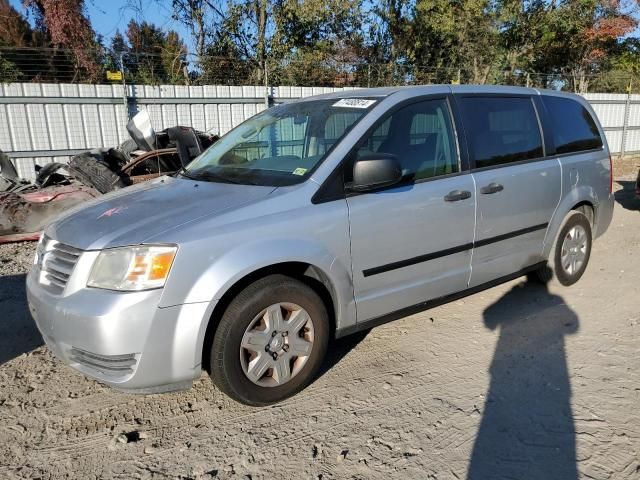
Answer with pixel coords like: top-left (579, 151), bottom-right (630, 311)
top-left (88, 245), bottom-right (177, 291)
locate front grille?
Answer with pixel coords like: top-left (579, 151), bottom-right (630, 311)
top-left (38, 237), bottom-right (82, 293)
top-left (69, 347), bottom-right (138, 377)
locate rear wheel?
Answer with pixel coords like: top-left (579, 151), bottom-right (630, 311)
top-left (210, 275), bottom-right (329, 406)
top-left (530, 211), bottom-right (592, 286)
top-left (554, 212), bottom-right (592, 286)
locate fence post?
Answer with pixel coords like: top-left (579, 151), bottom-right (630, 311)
top-left (119, 52), bottom-right (130, 119)
top-left (620, 79), bottom-right (632, 161)
top-left (264, 59), bottom-right (270, 109)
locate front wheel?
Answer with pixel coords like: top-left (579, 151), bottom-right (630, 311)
top-left (209, 275), bottom-right (329, 406)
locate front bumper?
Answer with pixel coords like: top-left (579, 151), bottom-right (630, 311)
top-left (26, 269), bottom-right (211, 392)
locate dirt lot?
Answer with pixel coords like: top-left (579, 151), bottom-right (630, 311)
top-left (0, 181), bottom-right (638, 480)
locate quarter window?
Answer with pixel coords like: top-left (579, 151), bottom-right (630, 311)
top-left (356, 99), bottom-right (458, 180)
top-left (459, 97), bottom-right (543, 168)
top-left (542, 96), bottom-right (603, 154)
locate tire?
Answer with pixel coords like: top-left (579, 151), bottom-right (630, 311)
top-left (118, 138), bottom-right (139, 158)
top-left (552, 211), bottom-right (592, 286)
top-left (210, 274), bottom-right (329, 406)
top-left (527, 211), bottom-right (593, 286)
top-left (67, 153), bottom-right (128, 193)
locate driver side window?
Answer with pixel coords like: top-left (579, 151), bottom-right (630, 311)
top-left (356, 99), bottom-right (459, 180)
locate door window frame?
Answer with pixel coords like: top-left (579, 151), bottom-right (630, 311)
top-left (312, 94), bottom-right (468, 204)
top-left (453, 93), bottom-right (548, 172)
top-left (538, 94), bottom-right (605, 157)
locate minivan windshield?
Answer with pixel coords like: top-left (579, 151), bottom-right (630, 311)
top-left (183, 98), bottom-right (377, 186)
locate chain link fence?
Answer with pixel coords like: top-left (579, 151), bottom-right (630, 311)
top-left (0, 47), bottom-right (638, 93)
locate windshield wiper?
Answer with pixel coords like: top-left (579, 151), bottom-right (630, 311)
top-left (197, 171), bottom-right (260, 185)
top-left (178, 168), bottom-right (259, 186)
top-left (174, 165), bottom-right (199, 180)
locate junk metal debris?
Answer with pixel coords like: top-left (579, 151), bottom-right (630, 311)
top-left (0, 111), bottom-right (218, 243)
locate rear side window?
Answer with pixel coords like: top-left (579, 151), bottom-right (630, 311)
top-left (542, 96), bottom-right (603, 154)
top-left (459, 97), bottom-right (543, 168)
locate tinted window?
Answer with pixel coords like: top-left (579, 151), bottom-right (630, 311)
top-left (357, 99), bottom-right (458, 180)
top-left (459, 97), bottom-right (543, 168)
top-left (542, 96), bottom-right (603, 154)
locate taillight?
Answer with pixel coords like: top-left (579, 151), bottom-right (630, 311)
top-left (609, 154), bottom-right (613, 194)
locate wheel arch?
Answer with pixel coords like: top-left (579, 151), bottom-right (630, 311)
top-left (200, 261), bottom-right (339, 373)
top-left (543, 186), bottom-right (597, 258)
top-left (570, 200), bottom-right (595, 226)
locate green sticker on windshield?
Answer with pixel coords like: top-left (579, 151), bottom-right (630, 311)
top-left (292, 167), bottom-right (308, 176)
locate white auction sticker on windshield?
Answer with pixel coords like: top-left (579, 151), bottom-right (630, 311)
top-left (332, 98), bottom-right (377, 109)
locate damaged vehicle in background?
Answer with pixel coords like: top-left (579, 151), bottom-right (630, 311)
top-left (0, 110), bottom-right (218, 243)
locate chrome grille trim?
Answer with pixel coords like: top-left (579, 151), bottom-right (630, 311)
top-left (37, 236), bottom-right (83, 294)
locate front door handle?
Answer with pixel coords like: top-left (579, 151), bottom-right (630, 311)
top-left (480, 182), bottom-right (504, 194)
top-left (444, 190), bottom-right (472, 202)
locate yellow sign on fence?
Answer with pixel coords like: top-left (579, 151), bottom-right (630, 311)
top-left (106, 70), bottom-right (123, 81)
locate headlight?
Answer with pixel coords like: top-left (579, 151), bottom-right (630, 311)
top-left (87, 245), bottom-right (177, 291)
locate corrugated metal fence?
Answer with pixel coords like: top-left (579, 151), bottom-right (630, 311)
top-left (0, 84), bottom-right (637, 181)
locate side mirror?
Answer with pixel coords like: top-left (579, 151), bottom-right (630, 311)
top-left (350, 153), bottom-right (402, 192)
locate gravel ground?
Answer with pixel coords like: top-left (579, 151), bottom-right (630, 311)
top-left (0, 181), bottom-right (638, 480)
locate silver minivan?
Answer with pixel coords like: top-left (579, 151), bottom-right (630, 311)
top-left (27, 86), bottom-right (614, 405)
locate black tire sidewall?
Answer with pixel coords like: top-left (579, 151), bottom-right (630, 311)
top-left (554, 212), bottom-right (592, 286)
top-left (68, 154), bottom-right (127, 193)
top-left (211, 275), bottom-right (329, 406)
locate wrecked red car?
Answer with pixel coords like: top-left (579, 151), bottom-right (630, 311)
top-left (0, 111), bottom-right (217, 243)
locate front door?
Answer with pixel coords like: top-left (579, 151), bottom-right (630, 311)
top-left (347, 97), bottom-right (476, 322)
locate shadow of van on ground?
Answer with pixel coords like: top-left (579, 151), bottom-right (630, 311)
top-left (0, 274), bottom-right (43, 365)
top-left (614, 180), bottom-right (639, 211)
top-left (468, 280), bottom-right (579, 480)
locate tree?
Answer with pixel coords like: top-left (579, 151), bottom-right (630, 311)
top-left (409, 0), bottom-right (501, 84)
top-left (0, 0), bottom-right (41, 47)
top-left (531, 0), bottom-right (639, 91)
top-left (268, 0), bottom-right (365, 84)
top-left (170, 0), bottom-right (225, 60)
top-left (115, 20), bottom-right (188, 84)
top-left (24, 0), bottom-right (102, 81)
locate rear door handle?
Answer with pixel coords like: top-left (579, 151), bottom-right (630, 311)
top-left (480, 182), bottom-right (504, 194)
top-left (444, 190), bottom-right (471, 202)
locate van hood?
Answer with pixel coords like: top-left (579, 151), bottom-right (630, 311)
top-left (47, 176), bottom-right (277, 250)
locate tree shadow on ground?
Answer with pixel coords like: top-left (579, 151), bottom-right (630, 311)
top-left (0, 274), bottom-right (43, 365)
top-left (468, 280), bottom-right (579, 480)
top-left (614, 180), bottom-right (639, 211)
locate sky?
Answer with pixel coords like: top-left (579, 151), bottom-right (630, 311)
top-left (8, 0), bottom-right (197, 53)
